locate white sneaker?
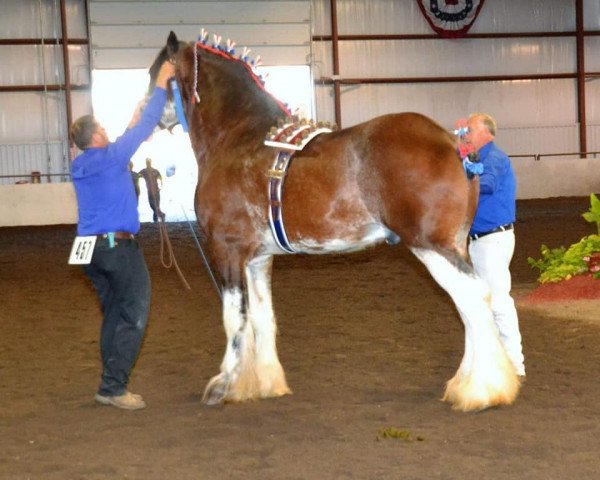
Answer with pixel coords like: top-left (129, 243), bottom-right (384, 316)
top-left (95, 391), bottom-right (146, 410)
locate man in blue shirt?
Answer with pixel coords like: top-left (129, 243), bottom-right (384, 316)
top-left (70, 61), bottom-right (175, 410)
top-left (466, 113), bottom-right (525, 378)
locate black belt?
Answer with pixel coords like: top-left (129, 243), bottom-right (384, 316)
top-left (469, 223), bottom-right (513, 241)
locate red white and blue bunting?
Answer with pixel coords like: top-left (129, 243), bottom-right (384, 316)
top-left (416, 0), bottom-right (485, 38)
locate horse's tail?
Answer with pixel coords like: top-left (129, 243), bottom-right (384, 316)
top-left (461, 169), bottom-right (480, 254)
top-left (452, 145), bottom-right (480, 252)
top-left (452, 142), bottom-right (480, 235)
top-left (466, 172), bottom-right (480, 221)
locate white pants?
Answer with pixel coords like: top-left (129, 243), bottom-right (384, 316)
top-left (468, 229), bottom-right (525, 375)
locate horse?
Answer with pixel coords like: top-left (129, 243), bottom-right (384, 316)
top-left (147, 31), bottom-right (520, 412)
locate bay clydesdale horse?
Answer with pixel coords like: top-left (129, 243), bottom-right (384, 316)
top-left (147, 31), bottom-right (520, 412)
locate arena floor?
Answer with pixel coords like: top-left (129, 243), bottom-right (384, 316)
top-left (1, 196), bottom-right (599, 480)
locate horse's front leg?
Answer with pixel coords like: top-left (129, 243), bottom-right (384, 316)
top-left (202, 285), bottom-right (259, 405)
top-left (245, 255), bottom-right (291, 398)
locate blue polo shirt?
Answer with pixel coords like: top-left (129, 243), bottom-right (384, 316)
top-left (71, 87), bottom-right (167, 236)
top-left (470, 141), bottom-right (517, 235)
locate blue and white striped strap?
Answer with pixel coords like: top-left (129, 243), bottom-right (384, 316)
top-left (267, 150), bottom-right (297, 253)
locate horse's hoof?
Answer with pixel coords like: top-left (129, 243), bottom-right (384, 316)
top-left (202, 374), bottom-right (229, 405)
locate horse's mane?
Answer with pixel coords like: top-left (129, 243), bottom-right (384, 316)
top-left (148, 31), bottom-right (314, 151)
top-left (191, 38), bottom-right (291, 116)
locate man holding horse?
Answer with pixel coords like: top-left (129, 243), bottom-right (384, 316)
top-left (466, 113), bottom-right (526, 378)
top-left (69, 60), bottom-right (175, 410)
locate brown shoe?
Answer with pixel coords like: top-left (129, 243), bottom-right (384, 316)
top-left (95, 391), bottom-right (146, 410)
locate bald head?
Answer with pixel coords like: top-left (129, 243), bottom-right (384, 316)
top-left (466, 113), bottom-right (497, 152)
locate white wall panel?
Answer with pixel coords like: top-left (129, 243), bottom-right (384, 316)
top-left (0, 0), bottom-right (88, 39)
top-left (512, 156), bottom-right (600, 200)
top-left (71, 91), bottom-right (94, 125)
top-left (0, 183), bottom-right (77, 225)
top-left (333, 38), bottom-right (575, 78)
top-left (69, 45), bottom-right (92, 85)
top-left (1, 1), bottom-right (59, 38)
top-left (92, 45), bottom-right (310, 69)
top-left (89, 0), bottom-right (311, 67)
top-left (312, 0), bottom-right (575, 36)
top-left (469, 0), bottom-right (574, 33)
top-left (313, 0), bottom-right (428, 36)
top-left (0, 142), bottom-right (68, 185)
top-left (91, 24), bottom-right (310, 48)
top-left (585, 78), bottom-right (600, 124)
top-left (0, 92), bottom-right (67, 142)
top-left (584, 0), bottom-right (600, 30)
top-left (586, 125), bottom-right (600, 153)
top-left (310, 39), bottom-right (331, 77)
top-left (585, 37), bottom-right (600, 72)
top-left (89, 1), bottom-right (309, 24)
top-left (0, 45), bottom-right (64, 85)
top-left (90, 24), bottom-right (311, 67)
top-left (0, 0), bottom-right (88, 180)
top-left (64, 0), bottom-right (89, 38)
top-left (501, 125), bottom-right (579, 157)
top-left (0, 42), bottom-right (87, 88)
top-left (314, 84), bottom-right (335, 124)
top-left (337, 79), bottom-right (577, 131)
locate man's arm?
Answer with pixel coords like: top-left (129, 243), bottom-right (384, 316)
top-left (126, 64), bottom-right (174, 131)
top-left (108, 62), bottom-right (176, 164)
top-left (479, 152), bottom-right (508, 194)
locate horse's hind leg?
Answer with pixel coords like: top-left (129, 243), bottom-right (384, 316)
top-left (245, 255), bottom-right (291, 398)
top-left (410, 246), bottom-right (520, 411)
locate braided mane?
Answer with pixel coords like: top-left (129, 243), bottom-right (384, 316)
top-left (191, 30), bottom-right (291, 117)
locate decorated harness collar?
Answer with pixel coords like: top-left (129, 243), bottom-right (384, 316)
top-left (264, 118), bottom-right (335, 253)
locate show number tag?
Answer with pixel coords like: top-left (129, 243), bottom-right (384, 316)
top-left (68, 236), bottom-right (97, 265)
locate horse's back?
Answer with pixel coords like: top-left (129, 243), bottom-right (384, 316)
top-left (301, 112), bottom-right (457, 172)
top-left (356, 112), bottom-right (455, 154)
top-left (282, 111), bottom-right (472, 250)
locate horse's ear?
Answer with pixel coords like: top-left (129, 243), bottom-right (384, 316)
top-left (167, 31), bottom-right (180, 55)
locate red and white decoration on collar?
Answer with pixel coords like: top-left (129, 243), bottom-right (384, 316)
top-left (416, 0), bottom-right (485, 38)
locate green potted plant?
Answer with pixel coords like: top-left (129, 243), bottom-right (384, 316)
top-left (528, 193), bottom-right (600, 283)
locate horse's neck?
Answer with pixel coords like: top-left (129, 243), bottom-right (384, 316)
top-left (192, 52), bottom-right (285, 153)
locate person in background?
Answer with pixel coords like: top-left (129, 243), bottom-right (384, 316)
top-left (139, 158), bottom-right (165, 222)
top-left (466, 112), bottom-right (526, 378)
top-left (69, 60), bottom-right (175, 410)
top-left (129, 161), bottom-right (141, 204)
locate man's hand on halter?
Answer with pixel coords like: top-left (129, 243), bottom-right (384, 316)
top-left (127, 98), bottom-right (148, 129)
top-left (156, 61), bottom-right (176, 89)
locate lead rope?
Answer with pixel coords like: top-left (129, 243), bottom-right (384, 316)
top-left (157, 216), bottom-right (191, 290)
top-left (148, 178), bottom-right (192, 290)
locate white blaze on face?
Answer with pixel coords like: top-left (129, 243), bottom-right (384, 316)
top-left (160, 100), bottom-right (178, 129)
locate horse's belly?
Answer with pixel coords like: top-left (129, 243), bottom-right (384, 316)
top-left (266, 223), bottom-right (395, 255)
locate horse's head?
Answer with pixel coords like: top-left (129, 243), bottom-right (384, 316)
top-left (148, 30), bottom-right (292, 156)
top-left (148, 31), bottom-right (187, 131)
